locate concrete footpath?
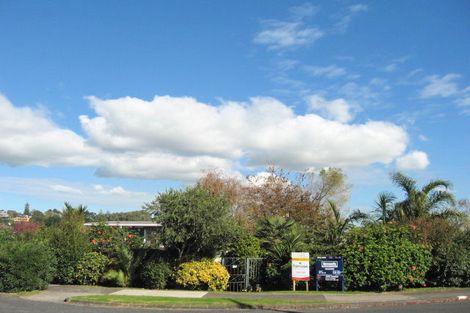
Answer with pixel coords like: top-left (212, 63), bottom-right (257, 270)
top-left (21, 284), bottom-right (470, 308)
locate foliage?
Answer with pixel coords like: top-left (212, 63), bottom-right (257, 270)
top-left (89, 223), bottom-right (143, 279)
top-left (224, 229), bottom-right (262, 258)
top-left (145, 185), bottom-right (236, 263)
top-left (241, 167), bottom-right (321, 232)
top-left (373, 192), bottom-right (397, 224)
top-left (415, 218), bottom-right (470, 287)
top-left (0, 239), bottom-right (57, 292)
top-left (341, 224), bottom-right (432, 291)
top-left (47, 203), bottom-right (91, 284)
top-left (140, 260), bottom-right (173, 289)
top-left (73, 252), bottom-right (109, 285)
top-left (322, 200), bottom-right (368, 247)
top-left (93, 210), bottom-right (153, 222)
top-left (429, 233), bottom-right (470, 287)
top-left (306, 167), bottom-right (351, 211)
top-left (391, 172), bottom-right (460, 222)
top-left (256, 216), bottom-right (306, 290)
top-left (100, 270), bottom-right (127, 287)
top-left (175, 260), bottom-right (229, 291)
top-left (13, 221), bottom-right (40, 238)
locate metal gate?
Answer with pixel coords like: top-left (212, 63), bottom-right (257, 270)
top-left (221, 258), bottom-right (263, 292)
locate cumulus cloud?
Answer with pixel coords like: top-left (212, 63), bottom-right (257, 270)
top-left (254, 21), bottom-right (324, 50)
top-left (0, 94), bottom-right (100, 167)
top-left (396, 150), bottom-right (430, 170)
top-left (304, 65), bottom-right (347, 78)
top-left (307, 95), bottom-right (355, 123)
top-left (420, 73), bottom-right (460, 98)
top-left (1, 93), bottom-right (412, 181)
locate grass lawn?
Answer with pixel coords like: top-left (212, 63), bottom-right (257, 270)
top-left (402, 287), bottom-right (470, 293)
top-left (71, 295), bottom-right (331, 308)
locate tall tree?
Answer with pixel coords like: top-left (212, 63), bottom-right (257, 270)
top-left (144, 185), bottom-right (236, 263)
top-left (391, 172), bottom-right (459, 221)
top-left (323, 200), bottom-right (368, 247)
top-left (373, 192), bottom-right (396, 224)
top-left (23, 203), bottom-right (31, 216)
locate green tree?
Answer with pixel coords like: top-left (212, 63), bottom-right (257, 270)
top-left (23, 203), bottom-right (31, 216)
top-left (373, 192), bottom-right (396, 224)
top-left (145, 186), bottom-right (236, 263)
top-left (48, 203), bottom-right (90, 284)
top-left (256, 216), bottom-right (306, 290)
top-left (391, 172), bottom-right (460, 222)
top-left (323, 200), bottom-right (368, 247)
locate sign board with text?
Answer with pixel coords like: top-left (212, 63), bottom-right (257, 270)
top-left (315, 256), bottom-right (345, 291)
top-left (291, 252), bottom-right (310, 281)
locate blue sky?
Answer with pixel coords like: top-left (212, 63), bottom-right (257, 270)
top-left (0, 0), bottom-right (469, 213)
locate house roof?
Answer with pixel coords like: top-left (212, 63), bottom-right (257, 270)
top-left (84, 221), bottom-right (161, 227)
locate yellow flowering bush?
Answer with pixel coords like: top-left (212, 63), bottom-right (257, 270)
top-left (175, 260), bottom-right (229, 291)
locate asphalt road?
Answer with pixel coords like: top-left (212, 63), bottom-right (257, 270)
top-left (1, 296), bottom-right (470, 313)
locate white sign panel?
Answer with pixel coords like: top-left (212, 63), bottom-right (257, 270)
top-left (291, 252), bottom-right (310, 281)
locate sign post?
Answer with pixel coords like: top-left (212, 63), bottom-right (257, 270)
top-left (315, 256), bottom-right (345, 292)
top-left (291, 252), bottom-right (310, 291)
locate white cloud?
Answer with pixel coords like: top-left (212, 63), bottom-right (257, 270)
top-left (1, 93), bottom-right (412, 181)
top-left (51, 184), bottom-right (83, 195)
top-left (307, 95), bottom-right (355, 123)
top-left (254, 21), bottom-right (324, 50)
top-left (420, 73), bottom-right (461, 98)
top-left (384, 63), bottom-right (397, 72)
top-left (457, 96), bottom-right (470, 107)
top-left (0, 94), bottom-right (100, 167)
top-left (304, 65), bottom-right (347, 78)
top-left (334, 4), bottom-right (368, 33)
top-left (396, 150), bottom-right (430, 170)
top-left (349, 4), bottom-right (368, 13)
top-left (418, 135), bottom-right (429, 142)
top-left (289, 3), bottom-right (318, 19)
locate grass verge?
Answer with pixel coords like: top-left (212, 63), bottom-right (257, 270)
top-left (71, 295), bottom-right (330, 309)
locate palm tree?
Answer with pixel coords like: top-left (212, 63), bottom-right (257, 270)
top-left (325, 200), bottom-right (368, 246)
top-left (373, 192), bottom-right (396, 224)
top-left (62, 202), bottom-right (88, 222)
top-left (391, 172), bottom-right (460, 221)
top-left (256, 216), bottom-right (303, 261)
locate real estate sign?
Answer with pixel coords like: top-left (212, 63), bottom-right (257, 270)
top-left (315, 256), bottom-right (343, 281)
top-left (291, 252), bottom-right (310, 281)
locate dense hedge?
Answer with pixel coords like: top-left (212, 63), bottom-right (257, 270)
top-left (73, 252), bottom-right (109, 285)
top-left (341, 225), bottom-right (432, 291)
top-left (140, 260), bottom-right (173, 289)
top-left (100, 269), bottom-right (127, 287)
top-left (176, 260), bottom-right (229, 291)
top-left (0, 240), bottom-right (57, 292)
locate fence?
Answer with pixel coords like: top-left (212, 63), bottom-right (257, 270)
top-left (221, 257), bottom-right (263, 292)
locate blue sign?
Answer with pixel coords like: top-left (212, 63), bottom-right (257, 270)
top-left (315, 256), bottom-right (345, 291)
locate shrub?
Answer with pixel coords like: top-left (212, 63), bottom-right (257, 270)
top-left (0, 240), bottom-right (57, 292)
top-left (73, 252), bottom-right (109, 285)
top-left (341, 225), bottom-right (432, 291)
top-left (140, 260), bottom-right (173, 289)
top-left (176, 260), bottom-right (229, 291)
top-left (225, 231), bottom-right (261, 258)
top-left (89, 223), bottom-right (138, 277)
top-left (100, 270), bottom-right (127, 287)
top-left (47, 209), bottom-right (90, 284)
top-left (427, 229), bottom-right (470, 287)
